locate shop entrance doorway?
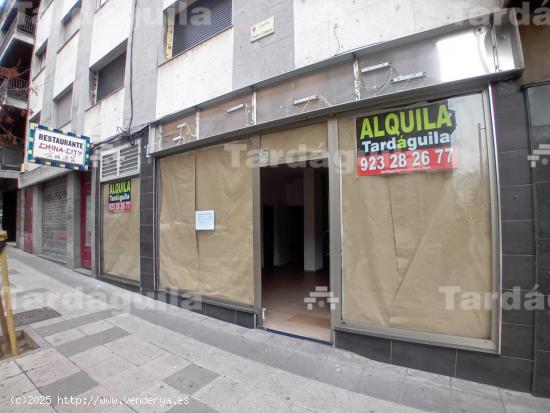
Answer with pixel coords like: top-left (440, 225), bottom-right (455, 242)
top-left (261, 161), bottom-right (331, 342)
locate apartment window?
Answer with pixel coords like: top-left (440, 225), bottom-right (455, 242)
top-left (61, 5), bottom-right (81, 44)
top-left (56, 90), bottom-right (73, 128)
top-left (167, 0), bottom-right (232, 58)
top-left (97, 0), bottom-right (108, 9)
top-left (95, 52), bottom-right (126, 103)
top-left (33, 47), bottom-right (47, 75)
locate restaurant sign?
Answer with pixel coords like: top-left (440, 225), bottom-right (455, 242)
top-left (356, 101), bottom-right (459, 176)
top-left (27, 124), bottom-right (91, 171)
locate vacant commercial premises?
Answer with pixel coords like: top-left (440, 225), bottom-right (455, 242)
top-left (17, 0), bottom-right (550, 397)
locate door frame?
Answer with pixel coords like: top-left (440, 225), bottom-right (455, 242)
top-left (23, 187), bottom-right (33, 253)
top-left (252, 119), bottom-right (342, 343)
top-left (80, 173), bottom-right (92, 269)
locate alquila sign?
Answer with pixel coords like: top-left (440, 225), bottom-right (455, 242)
top-left (108, 180), bottom-right (132, 213)
top-left (355, 100), bottom-right (458, 176)
top-left (27, 124), bottom-right (91, 171)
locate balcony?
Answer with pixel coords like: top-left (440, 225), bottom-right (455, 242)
top-left (0, 78), bottom-right (29, 109)
top-left (0, 13), bottom-right (36, 68)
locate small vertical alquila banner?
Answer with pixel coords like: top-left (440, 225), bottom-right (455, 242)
top-left (27, 124), bottom-right (91, 171)
top-left (108, 180), bottom-right (132, 213)
top-left (356, 100), bottom-right (459, 176)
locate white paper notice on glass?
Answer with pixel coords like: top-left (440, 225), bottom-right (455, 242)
top-left (195, 210), bottom-right (215, 230)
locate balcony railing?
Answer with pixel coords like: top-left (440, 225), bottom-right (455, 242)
top-left (0, 13), bottom-right (36, 54)
top-left (0, 78), bottom-right (29, 106)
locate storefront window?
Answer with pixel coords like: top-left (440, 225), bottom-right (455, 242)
top-left (339, 93), bottom-right (495, 341)
top-left (158, 141), bottom-right (254, 305)
top-left (102, 178), bottom-right (140, 281)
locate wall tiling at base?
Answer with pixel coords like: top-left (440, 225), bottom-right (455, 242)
top-left (334, 330), bottom-right (533, 392)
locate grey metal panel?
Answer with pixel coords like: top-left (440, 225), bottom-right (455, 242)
top-left (256, 60), bottom-right (355, 124)
top-left (155, 111), bottom-right (198, 152)
top-left (199, 92), bottom-right (253, 139)
top-left (172, 0), bottom-right (232, 55)
top-left (356, 26), bottom-right (496, 100)
top-left (42, 176), bottom-right (68, 262)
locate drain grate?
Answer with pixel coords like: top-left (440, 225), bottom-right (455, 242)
top-left (14, 307), bottom-right (62, 327)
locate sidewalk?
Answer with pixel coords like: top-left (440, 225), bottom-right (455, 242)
top-left (0, 247), bottom-right (548, 413)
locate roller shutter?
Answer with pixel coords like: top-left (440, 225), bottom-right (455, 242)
top-left (172, 0), bottom-right (232, 55)
top-left (42, 177), bottom-right (68, 262)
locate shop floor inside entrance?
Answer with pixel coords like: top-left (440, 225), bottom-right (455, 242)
top-left (262, 265), bottom-right (331, 342)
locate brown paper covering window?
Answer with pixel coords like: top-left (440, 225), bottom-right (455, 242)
top-left (339, 94), bottom-right (493, 339)
top-left (159, 141), bottom-right (254, 305)
top-left (102, 178), bottom-right (141, 281)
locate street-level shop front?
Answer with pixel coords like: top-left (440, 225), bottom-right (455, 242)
top-left (155, 90), bottom-right (498, 349)
top-left (144, 14), bottom-right (546, 395)
top-left (41, 176), bottom-right (68, 263)
top-left (98, 141), bottom-right (142, 284)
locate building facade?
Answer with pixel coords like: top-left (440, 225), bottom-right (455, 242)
top-left (0, 0), bottom-right (40, 242)
top-left (16, 0), bottom-right (550, 397)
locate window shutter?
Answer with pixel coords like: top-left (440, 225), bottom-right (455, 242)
top-left (172, 0), bottom-right (232, 54)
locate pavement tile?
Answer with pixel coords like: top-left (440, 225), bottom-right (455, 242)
top-left (398, 370), bottom-right (451, 413)
top-left (54, 384), bottom-right (119, 413)
top-left (78, 320), bottom-right (115, 336)
top-left (229, 390), bottom-right (292, 413)
top-left (294, 340), bottom-right (334, 361)
top-left (159, 336), bottom-right (213, 363)
top-left (500, 389), bottom-right (550, 413)
top-left (278, 352), bottom-right (324, 380)
top-left (193, 376), bottom-right (250, 412)
top-left (56, 327), bottom-right (129, 357)
top-left (451, 377), bottom-right (505, 413)
top-left (35, 320), bottom-right (80, 337)
top-left (101, 365), bottom-right (161, 399)
top-left (83, 354), bottom-right (136, 382)
top-left (353, 364), bottom-right (407, 403)
top-left (246, 342), bottom-right (295, 368)
top-left (314, 360), bottom-right (365, 391)
top-left (35, 310), bottom-right (115, 337)
top-left (15, 348), bottom-right (66, 372)
top-left (69, 345), bottom-right (121, 369)
top-left (0, 373), bottom-right (36, 403)
top-left (166, 398), bottom-right (218, 413)
top-left (195, 348), bottom-right (271, 388)
top-left (104, 404), bottom-right (136, 413)
top-left (26, 358), bottom-right (81, 387)
top-left (142, 354), bottom-right (192, 380)
top-left (104, 335), bottom-right (169, 366)
top-left (38, 371), bottom-right (98, 406)
top-left (30, 316), bottom-right (67, 329)
top-left (0, 389), bottom-right (56, 412)
top-left (344, 391), bottom-right (407, 413)
top-left (164, 364), bottom-right (219, 395)
top-left (129, 381), bottom-right (187, 413)
top-left (253, 368), bottom-right (310, 402)
top-left (0, 361), bottom-right (22, 382)
top-left (45, 328), bottom-right (86, 346)
top-left (291, 377), bottom-right (358, 413)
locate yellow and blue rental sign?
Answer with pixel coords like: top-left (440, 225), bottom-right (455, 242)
top-left (27, 124), bottom-right (91, 171)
